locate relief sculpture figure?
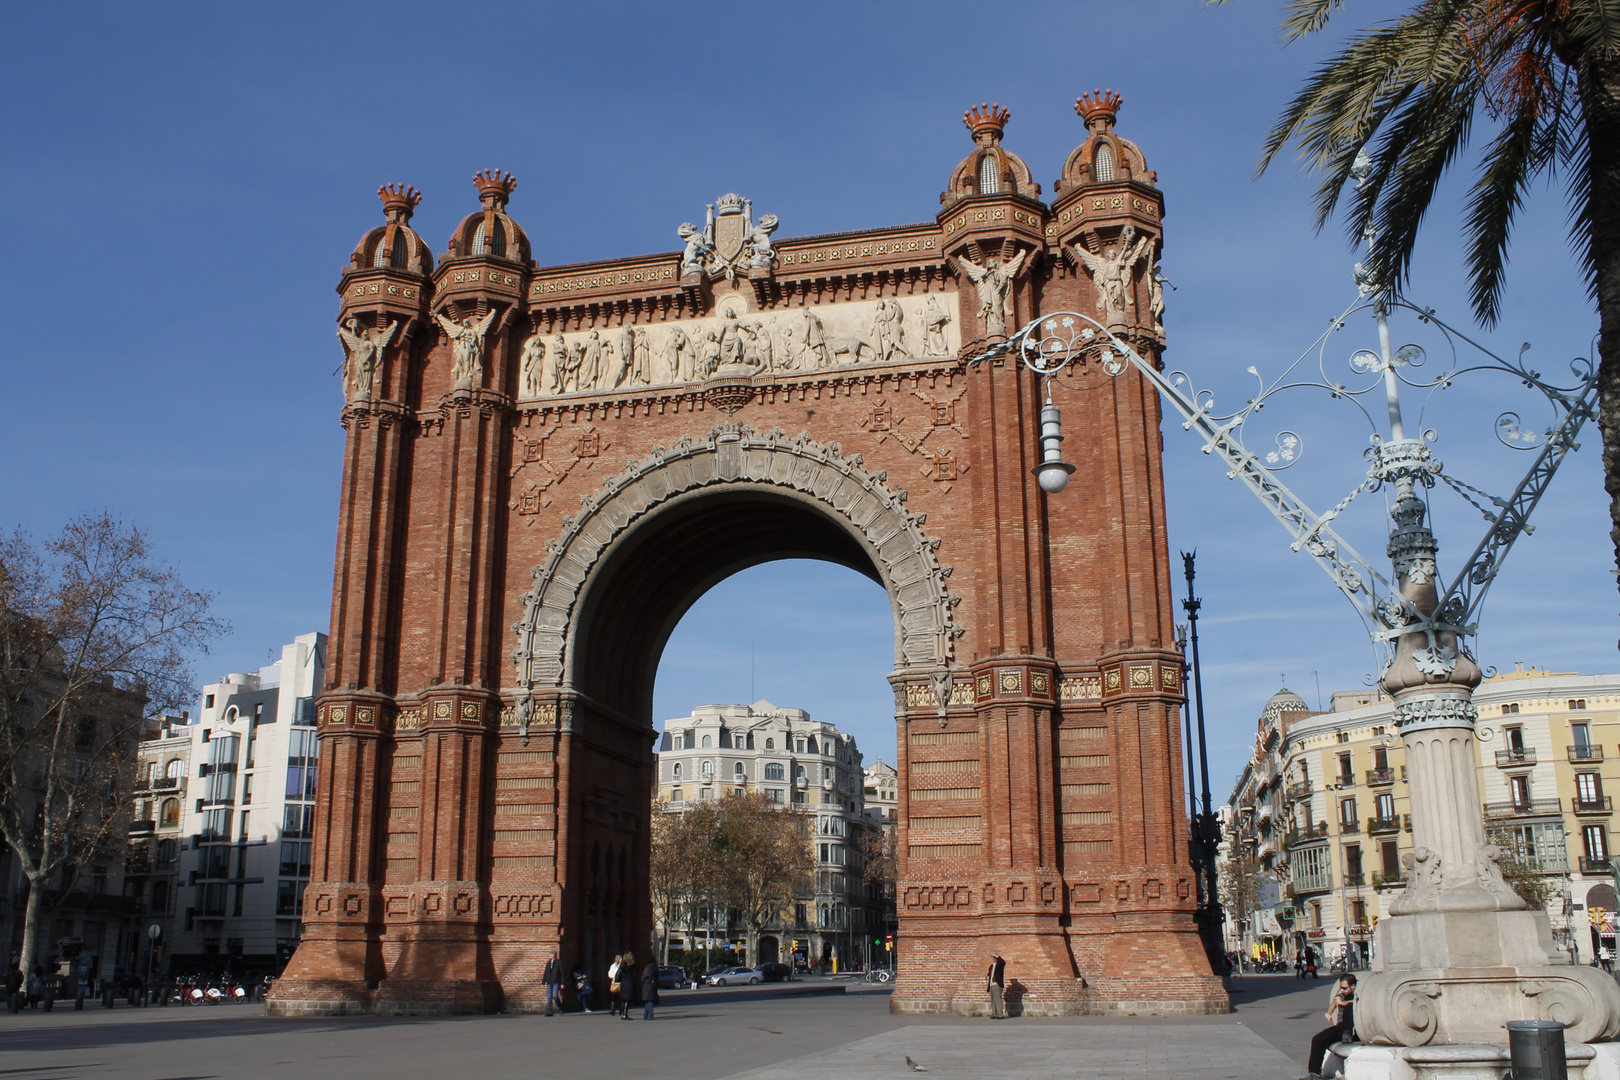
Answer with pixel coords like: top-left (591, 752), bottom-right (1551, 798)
top-left (1148, 262), bottom-right (1169, 333)
top-left (802, 309), bottom-right (832, 369)
top-left (611, 328), bottom-right (635, 388)
top-left (656, 326), bottom-right (687, 384)
top-left (579, 330), bottom-right (604, 391)
top-left (700, 330), bottom-right (722, 377)
top-left (433, 308), bottom-right (497, 385)
top-left (871, 300), bottom-right (913, 364)
top-left (678, 222), bottom-right (710, 277)
top-left (632, 328), bottom-right (652, 385)
top-left (750, 320), bottom-right (775, 371)
top-left (775, 322), bottom-right (801, 371)
top-left (337, 317), bottom-right (397, 399)
top-left (519, 331), bottom-right (548, 399)
top-left (924, 294), bottom-right (951, 357)
top-left (718, 310), bottom-right (746, 367)
top-left (959, 250), bottom-right (1027, 338)
top-left (1074, 226), bottom-right (1151, 326)
top-left (748, 213), bottom-right (779, 268)
top-left (567, 340), bottom-right (586, 393)
top-left (550, 333), bottom-right (569, 394)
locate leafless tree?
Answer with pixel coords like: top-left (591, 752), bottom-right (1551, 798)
top-left (0, 514), bottom-right (226, 972)
top-left (713, 791), bottom-right (814, 968)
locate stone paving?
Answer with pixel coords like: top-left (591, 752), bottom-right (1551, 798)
top-left (0, 975), bottom-right (1330, 1079)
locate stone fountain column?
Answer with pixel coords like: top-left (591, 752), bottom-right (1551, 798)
top-left (1354, 442), bottom-right (1620, 1054)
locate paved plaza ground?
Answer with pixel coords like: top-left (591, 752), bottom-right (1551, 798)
top-left (0, 974), bottom-right (1332, 1079)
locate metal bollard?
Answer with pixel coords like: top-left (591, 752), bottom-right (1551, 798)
top-left (1507, 1020), bottom-right (1567, 1080)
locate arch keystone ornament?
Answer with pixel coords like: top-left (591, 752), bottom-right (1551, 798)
top-left (268, 98), bottom-right (1226, 1018)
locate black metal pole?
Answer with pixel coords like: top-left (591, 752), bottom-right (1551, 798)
top-left (1181, 551), bottom-right (1229, 975)
top-left (1178, 627), bottom-right (1198, 824)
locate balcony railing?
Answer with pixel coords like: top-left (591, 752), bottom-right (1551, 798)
top-left (1495, 748), bottom-right (1537, 767)
top-left (1366, 768), bottom-right (1396, 786)
top-left (1570, 745), bottom-right (1605, 764)
top-left (1581, 855), bottom-right (1613, 874)
top-left (1374, 871), bottom-right (1405, 886)
top-left (1292, 874), bottom-right (1334, 895)
top-left (1339, 819), bottom-right (1361, 835)
top-left (127, 820), bottom-right (155, 836)
top-left (1484, 798), bottom-right (1564, 818)
top-left (1573, 796), bottom-right (1613, 815)
top-left (1368, 817), bottom-right (1402, 835)
top-left (1285, 822), bottom-right (1330, 847)
top-left (1342, 873), bottom-right (1366, 887)
top-left (1286, 781), bottom-right (1313, 800)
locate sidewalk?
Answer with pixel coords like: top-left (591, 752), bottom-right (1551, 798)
top-left (0, 975), bottom-right (1329, 1080)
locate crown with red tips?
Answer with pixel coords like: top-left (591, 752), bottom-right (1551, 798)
top-left (473, 169), bottom-right (517, 206)
top-left (963, 103), bottom-right (1010, 140)
top-left (1075, 89), bottom-right (1123, 129)
top-left (378, 183), bottom-right (421, 220)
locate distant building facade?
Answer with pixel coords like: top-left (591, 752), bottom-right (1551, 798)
top-left (864, 759), bottom-right (899, 825)
top-left (128, 714), bottom-right (193, 976)
top-left (1221, 666), bottom-right (1620, 967)
top-left (655, 701), bottom-right (878, 968)
top-left (165, 633), bottom-right (326, 974)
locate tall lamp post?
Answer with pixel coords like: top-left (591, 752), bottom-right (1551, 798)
top-left (1180, 552), bottom-right (1227, 974)
top-left (974, 160), bottom-right (1615, 1052)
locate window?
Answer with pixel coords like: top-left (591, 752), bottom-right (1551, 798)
top-left (795, 740), bottom-right (805, 753)
top-left (1350, 899), bottom-right (1367, 927)
top-left (795, 764), bottom-right (806, 779)
top-left (1574, 723), bottom-right (1592, 750)
top-left (734, 762), bottom-right (745, 777)
top-left (241, 774), bottom-right (253, 806)
top-left (1376, 793), bottom-right (1395, 821)
top-left (671, 733), bottom-right (683, 751)
top-left (1503, 703), bottom-right (1520, 715)
top-left (1339, 797), bottom-right (1357, 826)
top-left (700, 788), bottom-right (712, 801)
top-left (1336, 732), bottom-right (1349, 744)
top-left (792, 790), bottom-right (806, 805)
top-left (1338, 753), bottom-right (1353, 784)
top-left (745, 733), bottom-right (755, 750)
top-left (672, 763), bottom-right (682, 780)
top-left (701, 760), bottom-right (713, 777)
top-left (1578, 773), bottom-right (1603, 804)
top-left (279, 842), bottom-right (312, 877)
top-left (701, 735), bottom-right (711, 749)
top-left (205, 694), bottom-right (215, 709)
top-left (1093, 142), bottom-right (1114, 182)
top-left (977, 152), bottom-right (1000, 194)
top-left (807, 737), bottom-right (819, 754)
top-left (471, 218), bottom-right (506, 257)
top-left (1381, 841), bottom-right (1400, 877)
top-left (276, 880), bottom-right (307, 917)
top-left (1506, 726), bottom-right (1524, 752)
top-left (152, 880), bottom-right (170, 913)
top-left (1344, 845), bottom-right (1362, 879)
top-left (765, 738), bottom-right (775, 751)
top-left (283, 804), bottom-right (314, 839)
top-left (1309, 901), bottom-right (1322, 928)
top-left (823, 766), bottom-right (832, 781)
top-left (1510, 775), bottom-right (1531, 808)
top-left (1373, 746), bottom-right (1388, 771)
top-left (1585, 825), bottom-right (1608, 862)
top-left (1571, 699), bottom-right (1588, 711)
top-left (764, 763), bottom-right (785, 781)
top-left (671, 788), bottom-right (683, 802)
top-left (160, 799), bottom-right (180, 828)
top-left (767, 790), bottom-right (782, 803)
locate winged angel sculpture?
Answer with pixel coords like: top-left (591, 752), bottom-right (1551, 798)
top-left (959, 249), bottom-right (1028, 337)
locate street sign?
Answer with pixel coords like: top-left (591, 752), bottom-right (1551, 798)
top-left (148, 924), bottom-right (162, 941)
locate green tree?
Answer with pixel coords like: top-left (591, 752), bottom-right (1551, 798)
top-left (1223, 0), bottom-right (1620, 591)
top-left (0, 515), bottom-right (225, 974)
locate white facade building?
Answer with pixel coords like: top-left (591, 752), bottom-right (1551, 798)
top-left (655, 700), bottom-right (878, 969)
top-left (168, 633), bottom-right (325, 974)
top-left (864, 759), bottom-right (898, 826)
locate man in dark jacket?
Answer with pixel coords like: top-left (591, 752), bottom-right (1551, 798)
top-left (639, 959), bottom-right (659, 1021)
top-left (985, 952), bottom-right (1006, 1019)
top-left (541, 951), bottom-right (564, 1016)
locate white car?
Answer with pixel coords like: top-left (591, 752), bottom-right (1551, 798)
top-left (704, 965), bottom-right (763, 986)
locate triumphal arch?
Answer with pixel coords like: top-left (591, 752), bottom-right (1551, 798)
top-left (267, 93), bottom-right (1227, 1017)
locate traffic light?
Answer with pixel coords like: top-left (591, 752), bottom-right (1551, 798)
top-left (1591, 907), bottom-right (1607, 927)
top-left (885, 933), bottom-right (894, 951)
top-left (873, 938), bottom-right (882, 947)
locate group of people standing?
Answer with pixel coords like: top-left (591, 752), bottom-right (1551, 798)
top-left (539, 950), bottom-right (658, 1020)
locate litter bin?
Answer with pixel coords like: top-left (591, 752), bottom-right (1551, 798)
top-left (1507, 1020), bottom-right (1567, 1080)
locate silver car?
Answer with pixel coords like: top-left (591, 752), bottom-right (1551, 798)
top-left (704, 965), bottom-right (762, 986)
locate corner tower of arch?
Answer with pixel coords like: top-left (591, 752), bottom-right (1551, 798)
top-left (267, 93), bottom-right (1227, 1018)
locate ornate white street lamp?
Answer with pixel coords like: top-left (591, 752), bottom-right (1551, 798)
top-left (976, 183), bottom-right (1615, 1056)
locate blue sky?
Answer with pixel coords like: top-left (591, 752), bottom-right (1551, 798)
top-left (1, 1), bottom-right (1608, 799)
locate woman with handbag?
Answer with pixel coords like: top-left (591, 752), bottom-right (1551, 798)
top-left (607, 954), bottom-right (624, 1017)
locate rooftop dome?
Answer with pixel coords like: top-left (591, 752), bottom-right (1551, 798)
top-left (1054, 89), bottom-right (1155, 195)
top-left (446, 169), bottom-right (530, 263)
top-left (1261, 687), bottom-right (1310, 723)
top-left (349, 183), bottom-right (433, 276)
top-left (941, 102), bottom-right (1039, 208)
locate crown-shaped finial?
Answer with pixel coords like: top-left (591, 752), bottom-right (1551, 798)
top-left (378, 183), bottom-right (421, 221)
top-left (473, 169), bottom-right (517, 207)
top-left (963, 103), bottom-right (1011, 141)
top-left (1075, 89), bottom-right (1123, 131)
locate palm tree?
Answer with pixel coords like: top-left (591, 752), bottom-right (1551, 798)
top-left (1222, 0), bottom-right (1620, 602)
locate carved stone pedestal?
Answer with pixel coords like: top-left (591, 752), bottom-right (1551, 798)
top-left (1344, 1041), bottom-right (1620, 1080)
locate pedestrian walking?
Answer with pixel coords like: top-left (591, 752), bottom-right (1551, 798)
top-left (619, 952), bottom-right (638, 1021)
top-left (27, 966), bottom-right (44, 1009)
top-left (985, 952), bottom-right (1006, 1019)
top-left (542, 950), bottom-right (564, 1016)
top-left (1294, 952), bottom-right (1306, 979)
top-left (1306, 974), bottom-right (1357, 1079)
top-left (607, 954), bottom-right (624, 1017)
top-left (639, 958), bottom-right (659, 1021)
top-left (1603, 944), bottom-right (1614, 973)
top-left (1305, 945), bottom-right (1319, 980)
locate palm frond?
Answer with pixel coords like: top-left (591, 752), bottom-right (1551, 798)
top-left (1279, 0), bottom-right (1351, 41)
top-left (1463, 101), bottom-right (1547, 323)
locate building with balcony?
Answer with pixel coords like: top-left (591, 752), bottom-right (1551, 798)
top-left (1221, 665), bottom-right (1620, 967)
top-left (127, 714), bottom-right (193, 977)
top-left (164, 633), bottom-right (325, 975)
top-left (655, 701), bottom-right (878, 970)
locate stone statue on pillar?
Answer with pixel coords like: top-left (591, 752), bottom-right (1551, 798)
top-left (434, 309), bottom-right (496, 386)
top-left (959, 249), bottom-right (1027, 338)
top-left (337, 317), bottom-right (397, 400)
